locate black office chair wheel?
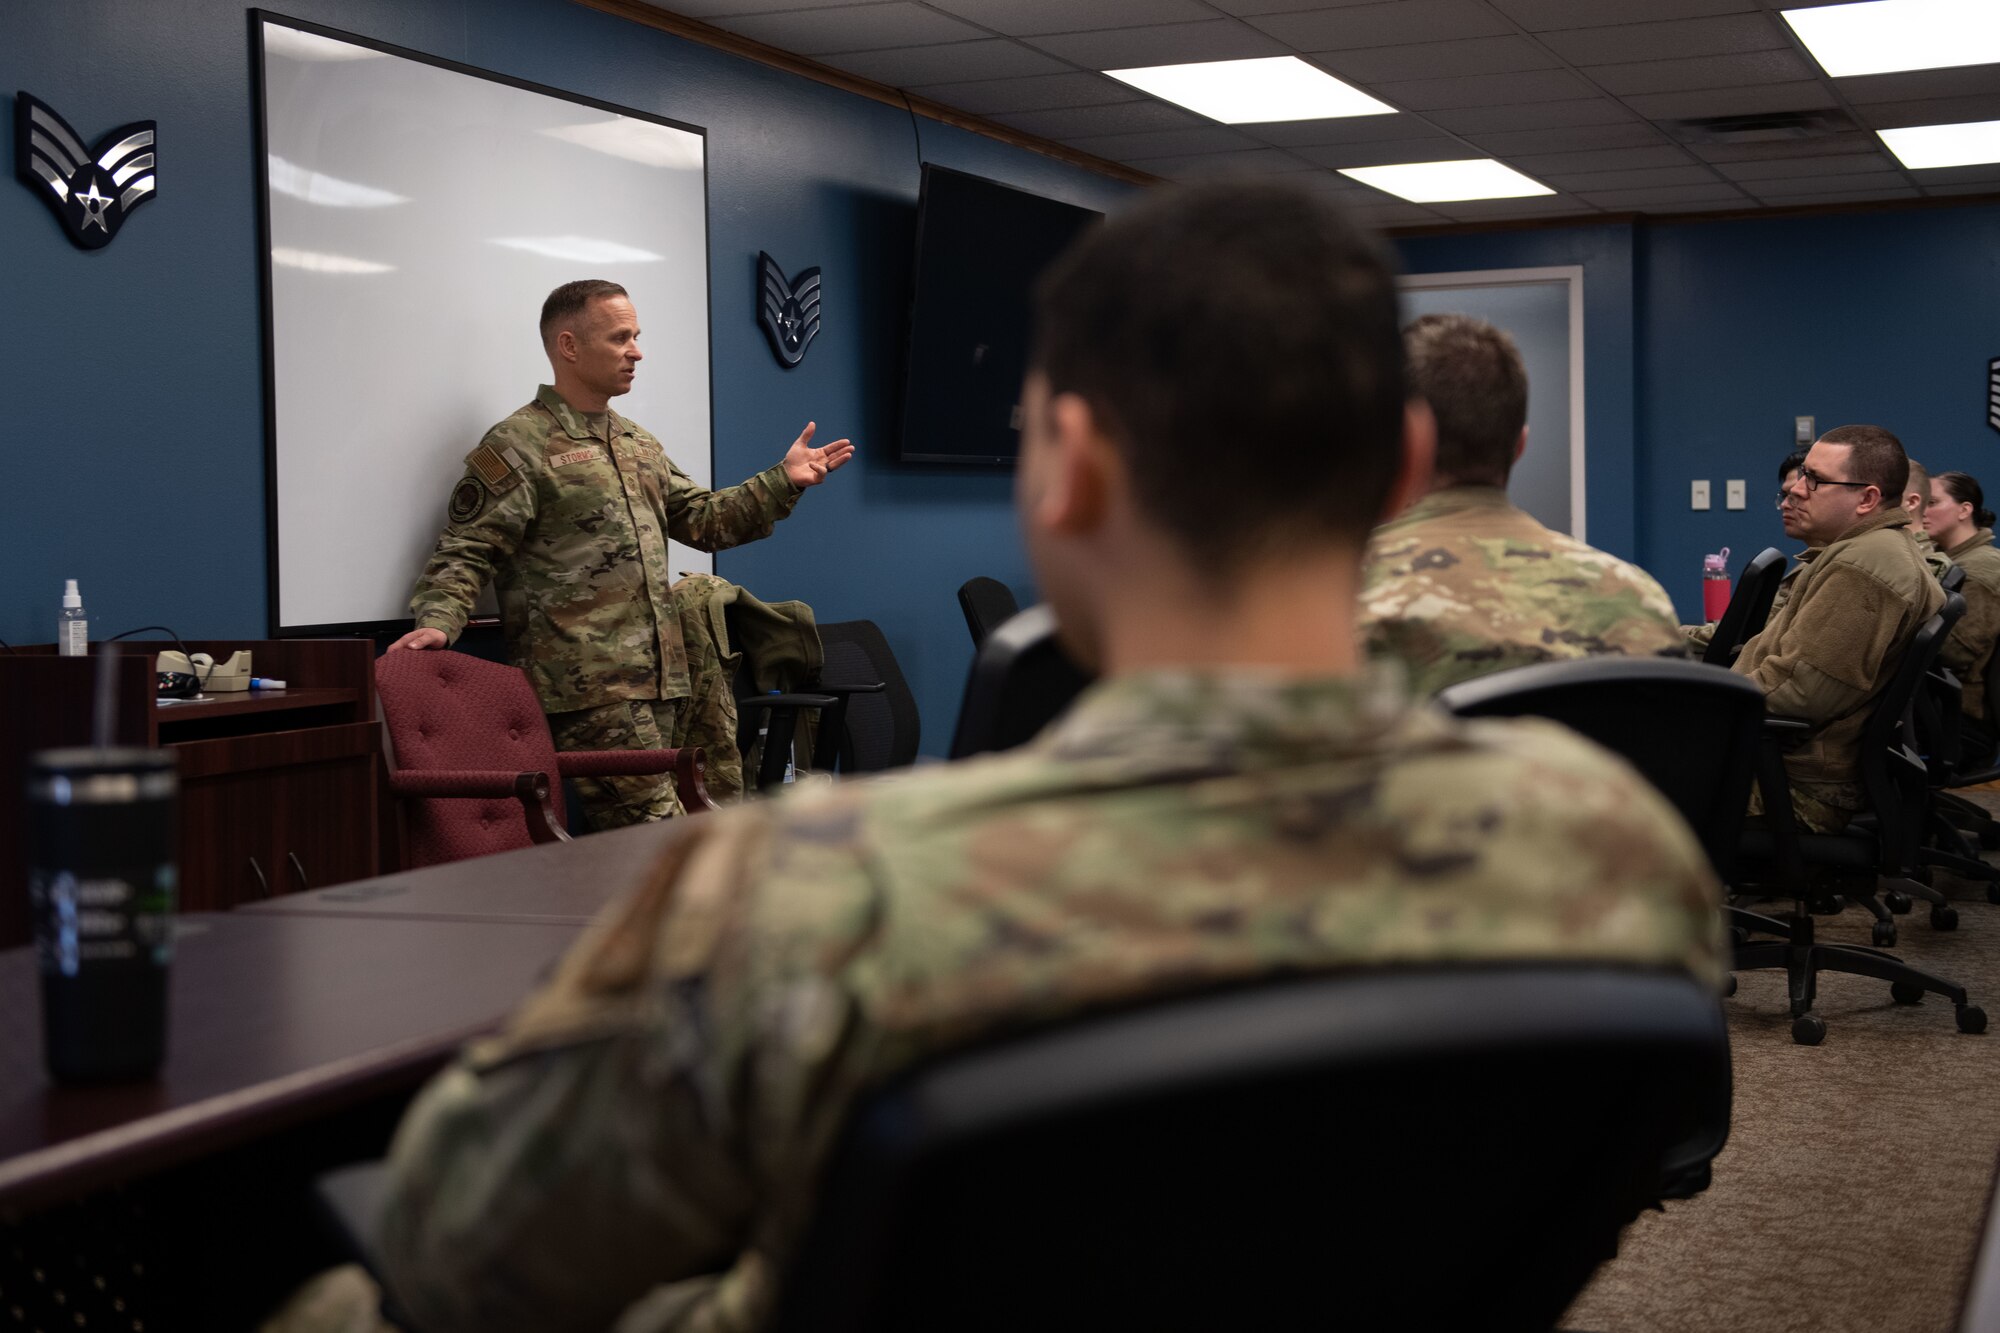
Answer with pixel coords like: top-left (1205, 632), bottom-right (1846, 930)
top-left (1792, 1014), bottom-right (1828, 1046)
top-left (1884, 890), bottom-right (1913, 914)
top-left (1957, 1005), bottom-right (1988, 1035)
top-left (1729, 925), bottom-right (1749, 948)
top-left (1872, 920), bottom-right (1898, 947)
top-left (1891, 981), bottom-right (1926, 1006)
top-left (1809, 895), bottom-right (1844, 915)
top-left (1724, 974), bottom-right (1738, 997)
top-left (1931, 905), bottom-right (1960, 931)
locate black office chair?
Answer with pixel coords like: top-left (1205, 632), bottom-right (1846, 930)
top-left (949, 604), bottom-right (1093, 760)
top-left (1734, 597), bottom-right (1986, 1043)
top-left (815, 620), bottom-right (920, 774)
top-left (1911, 656), bottom-right (2000, 901)
top-left (956, 576), bottom-right (1021, 649)
top-left (1701, 546), bottom-right (1787, 667)
top-left (317, 967), bottom-right (1731, 1333)
top-left (1945, 562), bottom-right (1969, 594)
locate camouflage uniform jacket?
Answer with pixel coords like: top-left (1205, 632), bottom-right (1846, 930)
top-left (1734, 507), bottom-right (1944, 794)
top-left (410, 386), bottom-right (801, 713)
top-left (1941, 529), bottom-right (2000, 724)
top-left (1360, 486), bottom-right (1685, 696)
top-left (377, 670), bottom-right (1723, 1333)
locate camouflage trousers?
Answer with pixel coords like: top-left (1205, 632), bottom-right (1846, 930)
top-left (1747, 779), bottom-right (1861, 834)
top-left (543, 578), bottom-right (746, 830)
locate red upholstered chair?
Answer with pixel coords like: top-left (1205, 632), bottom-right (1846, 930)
top-left (376, 648), bottom-right (714, 868)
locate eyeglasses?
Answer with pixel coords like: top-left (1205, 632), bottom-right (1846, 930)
top-left (1797, 467), bottom-right (1871, 496)
top-left (1774, 491), bottom-right (1793, 510)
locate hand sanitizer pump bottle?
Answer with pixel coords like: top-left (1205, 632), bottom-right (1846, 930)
top-left (58, 580), bottom-right (88, 657)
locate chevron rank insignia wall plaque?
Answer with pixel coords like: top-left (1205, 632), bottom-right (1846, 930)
top-left (758, 252), bottom-right (821, 368)
top-left (1989, 357), bottom-right (1999, 437)
top-left (16, 92), bottom-right (157, 250)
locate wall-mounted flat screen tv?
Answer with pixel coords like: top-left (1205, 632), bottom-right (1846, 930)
top-left (897, 165), bottom-right (1102, 466)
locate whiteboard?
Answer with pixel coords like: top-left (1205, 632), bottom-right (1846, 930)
top-left (257, 14), bottom-right (713, 632)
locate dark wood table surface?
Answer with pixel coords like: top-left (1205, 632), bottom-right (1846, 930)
top-left (236, 819), bottom-right (686, 925)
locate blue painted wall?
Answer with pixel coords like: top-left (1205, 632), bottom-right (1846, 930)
top-left (1397, 203), bottom-right (2000, 621)
top-left (0, 0), bottom-right (1134, 754)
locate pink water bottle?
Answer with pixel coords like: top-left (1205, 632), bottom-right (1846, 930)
top-left (1702, 547), bottom-right (1732, 621)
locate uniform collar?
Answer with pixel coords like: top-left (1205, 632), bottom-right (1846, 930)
top-left (1949, 528), bottom-right (1996, 559)
top-left (1397, 485), bottom-right (1514, 522)
top-left (1036, 666), bottom-right (1423, 770)
top-left (1824, 505), bottom-right (1908, 547)
top-left (536, 384), bottom-right (620, 442)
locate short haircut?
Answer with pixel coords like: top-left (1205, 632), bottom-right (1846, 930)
top-left (1936, 471), bottom-right (1996, 528)
top-left (1905, 458), bottom-right (1930, 505)
top-left (1402, 314), bottom-right (1528, 488)
top-left (1778, 449), bottom-right (1806, 484)
top-left (1030, 181), bottom-right (1404, 569)
top-left (1817, 424), bottom-right (1908, 500)
top-left (540, 279), bottom-right (628, 346)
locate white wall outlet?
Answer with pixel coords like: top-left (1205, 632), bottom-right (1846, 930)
top-left (1795, 415), bottom-right (1815, 444)
top-left (1692, 479), bottom-right (1712, 511)
top-left (1725, 479), bottom-right (1746, 510)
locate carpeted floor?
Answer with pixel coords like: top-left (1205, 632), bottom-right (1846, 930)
top-left (1564, 832), bottom-right (2000, 1333)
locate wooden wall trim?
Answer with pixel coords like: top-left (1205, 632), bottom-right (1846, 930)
top-left (572, 0), bottom-right (1158, 188)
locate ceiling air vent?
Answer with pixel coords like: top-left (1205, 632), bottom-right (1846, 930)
top-left (1660, 108), bottom-right (1858, 144)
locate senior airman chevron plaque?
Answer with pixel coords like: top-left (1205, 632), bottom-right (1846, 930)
top-left (16, 92), bottom-right (156, 250)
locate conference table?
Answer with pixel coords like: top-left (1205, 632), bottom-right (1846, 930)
top-left (0, 821), bottom-right (685, 1219)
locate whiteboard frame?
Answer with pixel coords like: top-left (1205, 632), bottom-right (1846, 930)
top-left (250, 9), bottom-right (715, 636)
top-left (1397, 265), bottom-right (1586, 543)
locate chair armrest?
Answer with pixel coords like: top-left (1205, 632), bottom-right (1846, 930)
top-left (739, 693), bottom-right (841, 712)
top-left (387, 769), bottom-right (568, 845)
top-left (1761, 715), bottom-right (1812, 751)
top-left (815, 680), bottom-right (886, 697)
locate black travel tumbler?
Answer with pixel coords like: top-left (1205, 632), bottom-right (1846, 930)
top-left (24, 748), bottom-right (177, 1082)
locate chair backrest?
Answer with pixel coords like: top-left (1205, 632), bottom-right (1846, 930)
top-left (956, 577), bottom-right (1021, 648)
top-left (1945, 562), bottom-right (1968, 594)
top-left (1852, 595), bottom-right (1961, 861)
top-left (1438, 656), bottom-right (1765, 884)
top-left (949, 604), bottom-right (1094, 760)
top-left (374, 648), bottom-right (565, 865)
top-left (1702, 546), bottom-right (1787, 666)
top-left (817, 620), bottom-right (921, 773)
top-left (772, 966), bottom-right (1731, 1333)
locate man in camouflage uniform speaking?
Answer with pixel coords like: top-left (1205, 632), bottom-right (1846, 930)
top-left (1359, 313), bottom-right (1683, 696)
top-left (389, 280), bottom-right (853, 824)
top-left (354, 186), bottom-right (1722, 1333)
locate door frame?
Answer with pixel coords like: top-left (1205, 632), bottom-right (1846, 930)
top-left (1398, 265), bottom-right (1587, 542)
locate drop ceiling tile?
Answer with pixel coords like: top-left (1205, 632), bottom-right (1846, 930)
top-left (909, 72), bottom-right (1141, 114)
top-left (1909, 164), bottom-right (2000, 185)
top-left (1857, 95), bottom-right (2000, 130)
top-left (1122, 148), bottom-right (1320, 178)
top-left (1429, 99), bottom-right (1640, 133)
top-left (1621, 82), bottom-right (1839, 120)
top-left (1295, 138), bottom-right (1493, 168)
top-left (1490, 0), bottom-right (1757, 29)
top-left (1465, 122), bottom-right (1670, 155)
top-left (1312, 36), bottom-right (1561, 84)
top-left (1756, 186), bottom-right (1924, 205)
top-left (1373, 68), bottom-right (1599, 112)
top-left (1836, 67), bottom-right (2000, 106)
top-left (824, 40), bottom-right (1071, 85)
top-left (713, 3), bottom-right (985, 53)
top-left (1509, 144), bottom-right (1697, 173)
top-left (1343, 201), bottom-right (1457, 227)
top-left (1715, 152), bottom-right (1899, 181)
top-left (1924, 182), bottom-right (2000, 196)
top-left (1537, 13), bottom-right (1786, 64)
top-left (1577, 181), bottom-right (1750, 206)
top-left (1020, 20), bottom-right (1286, 68)
top-left (922, 0), bottom-right (1215, 36)
top-left (1429, 194), bottom-right (1598, 220)
top-left (1540, 164), bottom-right (1723, 190)
top-left (1201, 0), bottom-right (1390, 14)
top-left (990, 101), bottom-right (1205, 139)
top-left (1745, 171), bottom-right (1910, 196)
top-left (1067, 126), bottom-right (1264, 162)
top-left (1582, 49), bottom-right (1814, 98)
top-left (1243, 114), bottom-right (1448, 148)
top-left (1243, 1), bottom-right (1515, 51)
top-left (1689, 133), bottom-right (1883, 163)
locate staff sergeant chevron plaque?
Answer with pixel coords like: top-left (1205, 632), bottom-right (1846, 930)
top-left (16, 92), bottom-right (157, 250)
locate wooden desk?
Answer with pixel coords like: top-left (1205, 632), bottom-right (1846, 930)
top-left (238, 820), bottom-right (684, 926)
top-left (0, 910), bottom-right (586, 1218)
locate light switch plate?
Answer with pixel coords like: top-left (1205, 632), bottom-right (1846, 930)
top-left (1692, 479), bottom-right (1712, 511)
top-left (1795, 415), bottom-right (1814, 444)
top-left (1725, 479), bottom-right (1746, 510)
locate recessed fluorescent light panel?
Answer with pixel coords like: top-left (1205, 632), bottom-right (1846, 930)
top-left (1103, 57), bottom-right (1393, 124)
top-left (1339, 159), bottom-right (1553, 203)
top-left (1879, 119), bottom-right (2000, 168)
top-left (1782, 0), bottom-right (2000, 78)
